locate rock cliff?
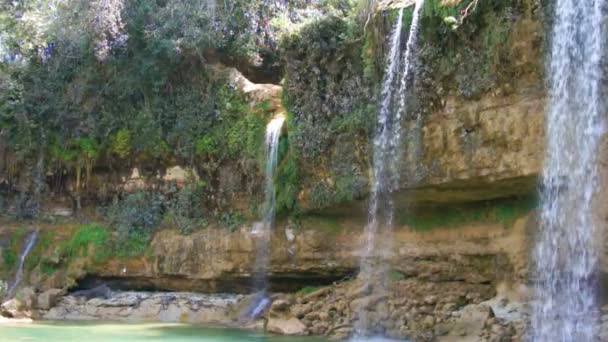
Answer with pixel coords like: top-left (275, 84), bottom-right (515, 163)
top-left (2, 1), bottom-right (599, 341)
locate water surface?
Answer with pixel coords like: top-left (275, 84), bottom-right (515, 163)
top-left (1, 321), bottom-right (329, 342)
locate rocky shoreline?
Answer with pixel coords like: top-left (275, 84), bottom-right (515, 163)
top-left (1, 279), bottom-right (530, 341)
top-left (7, 279), bottom-right (608, 341)
top-left (0, 212), bottom-right (536, 341)
top-left (2, 1), bottom-right (607, 340)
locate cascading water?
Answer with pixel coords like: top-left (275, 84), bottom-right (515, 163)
top-left (245, 115), bottom-right (285, 319)
top-left (532, 0), bottom-right (605, 341)
top-left (5, 230), bottom-right (38, 299)
top-left (392, 0), bottom-right (425, 185)
top-left (355, 0), bottom-right (424, 338)
top-left (206, 0), bottom-right (216, 21)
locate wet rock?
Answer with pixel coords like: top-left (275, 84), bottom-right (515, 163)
top-left (309, 321), bottom-right (329, 335)
top-left (424, 295), bottom-right (437, 305)
top-left (44, 291), bottom-right (243, 325)
top-left (422, 315), bottom-right (436, 328)
top-left (349, 294), bottom-right (387, 312)
top-left (71, 285), bottom-right (112, 300)
top-left (330, 326), bottom-right (353, 340)
top-left (1, 299), bottom-right (19, 318)
top-left (1, 298), bottom-right (32, 319)
top-left (292, 304), bottom-right (312, 319)
top-left (302, 287), bottom-right (332, 302)
top-left (17, 287), bottom-right (37, 310)
top-left (270, 298), bottom-right (291, 313)
top-left (266, 317), bottom-right (307, 335)
top-left (244, 319), bottom-right (265, 331)
top-left (304, 311), bottom-right (321, 321)
top-left (37, 288), bottom-right (65, 310)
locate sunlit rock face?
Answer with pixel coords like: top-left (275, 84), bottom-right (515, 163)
top-left (283, 0), bottom-right (545, 213)
top-left (7, 0), bottom-right (608, 341)
top-left (43, 291), bottom-right (245, 325)
top-left (393, 91), bottom-right (544, 207)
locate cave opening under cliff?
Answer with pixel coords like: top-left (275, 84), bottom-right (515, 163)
top-left (69, 271), bottom-right (356, 296)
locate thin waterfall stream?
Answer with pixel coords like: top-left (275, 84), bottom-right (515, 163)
top-left (5, 230), bottom-right (38, 300)
top-left (532, 0), bottom-right (606, 340)
top-left (355, 0), bottom-right (425, 337)
top-left (246, 115), bottom-right (286, 319)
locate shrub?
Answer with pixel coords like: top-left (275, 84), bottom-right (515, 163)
top-left (276, 151), bottom-right (299, 213)
top-left (219, 210), bottom-right (245, 232)
top-left (110, 129), bottom-right (131, 158)
top-left (166, 182), bottom-right (207, 235)
top-left (1, 228), bottom-right (25, 276)
top-left (106, 191), bottom-right (166, 256)
top-left (2, 247), bottom-right (17, 274)
top-left (59, 223), bottom-right (111, 263)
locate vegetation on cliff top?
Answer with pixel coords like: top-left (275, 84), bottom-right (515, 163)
top-left (276, 0), bottom-right (537, 212)
top-left (0, 0), bottom-right (365, 219)
top-left (0, 0), bottom-right (540, 238)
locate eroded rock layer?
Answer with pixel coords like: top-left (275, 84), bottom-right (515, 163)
top-left (4, 1), bottom-right (607, 341)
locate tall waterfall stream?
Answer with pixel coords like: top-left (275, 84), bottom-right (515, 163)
top-left (246, 115), bottom-right (285, 319)
top-left (532, 0), bottom-right (606, 340)
top-left (355, 0), bottom-right (425, 337)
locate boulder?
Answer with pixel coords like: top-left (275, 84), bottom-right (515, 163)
top-left (37, 289), bottom-right (65, 310)
top-left (16, 287), bottom-right (37, 310)
top-left (266, 317), bottom-right (307, 335)
top-left (349, 294), bottom-right (388, 312)
top-left (1, 299), bottom-right (19, 318)
top-left (270, 298), bottom-right (291, 313)
top-left (0, 298), bottom-right (32, 319)
top-left (292, 304), bottom-right (312, 319)
top-left (330, 326), bottom-right (353, 340)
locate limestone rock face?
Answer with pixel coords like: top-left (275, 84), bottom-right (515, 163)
top-left (17, 287), bottom-right (37, 310)
top-left (0, 2), bottom-right (555, 340)
top-left (294, 91), bottom-right (545, 212)
top-left (74, 214), bottom-right (530, 295)
top-left (44, 291), bottom-right (245, 325)
top-left (3, 201), bottom-right (534, 341)
top-left (416, 93), bottom-right (544, 201)
top-left (209, 64), bottom-right (283, 109)
top-left (595, 135), bottom-right (608, 275)
top-left (37, 289), bottom-right (65, 310)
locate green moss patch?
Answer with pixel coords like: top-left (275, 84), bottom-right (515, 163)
top-left (398, 195), bottom-right (537, 231)
top-left (1, 228), bottom-right (26, 277)
top-left (297, 214), bottom-right (343, 235)
top-left (58, 223), bottom-right (111, 263)
top-left (297, 285), bottom-right (326, 295)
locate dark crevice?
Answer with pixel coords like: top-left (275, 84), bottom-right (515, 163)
top-left (70, 270), bottom-right (355, 295)
top-left (204, 50), bottom-right (282, 85)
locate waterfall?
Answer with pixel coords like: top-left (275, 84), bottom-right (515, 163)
top-left (262, 116), bottom-right (285, 236)
top-left (6, 231), bottom-right (38, 299)
top-left (393, 0), bottom-right (425, 186)
top-left (206, 0), bottom-right (216, 21)
top-left (246, 115), bottom-right (285, 319)
top-left (355, 0), bottom-right (424, 337)
top-left (532, 0), bottom-right (605, 341)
